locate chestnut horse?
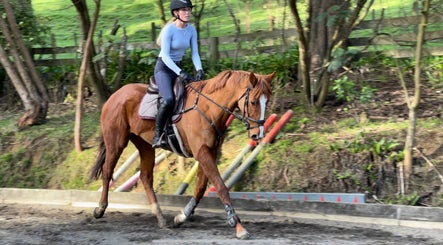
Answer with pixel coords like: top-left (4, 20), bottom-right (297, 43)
top-left (90, 70), bottom-right (274, 239)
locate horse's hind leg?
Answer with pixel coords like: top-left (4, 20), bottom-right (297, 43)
top-left (93, 145), bottom-right (125, 219)
top-left (132, 136), bottom-right (167, 228)
top-left (174, 166), bottom-right (208, 226)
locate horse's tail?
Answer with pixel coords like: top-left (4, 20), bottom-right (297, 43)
top-left (90, 136), bottom-right (106, 180)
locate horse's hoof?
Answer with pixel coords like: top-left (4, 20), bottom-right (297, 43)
top-left (173, 212), bottom-right (187, 227)
top-left (158, 218), bottom-right (167, 228)
top-left (236, 230), bottom-right (250, 240)
top-left (93, 207), bottom-right (105, 219)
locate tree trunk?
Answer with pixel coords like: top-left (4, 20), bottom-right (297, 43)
top-left (72, 0), bottom-right (109, 107)
top-left (307, 0), bottom-right (338, 102)
top-left (241, 0), bottom-right (252, 33)
top-left (192, 0), bottom-right (206, 55)
top-left (0, 46), bottom-right (37, 114)
top-left (156, 0), bottom-right (167, 26)
top-left (4, 1), bottom-right (49, 103)
top-left (111, 29), bottom-right (128, 91)
top-left (0, 0), bottom-right (48, 128)
top-left (74, 0), bottom-right (102, 152)
top-left (289, 0), bottom-right (372, 110)
top-left (223, 0), bottom-right (240, 69)
top-left (289, 0), bottom-right (311, 107)
top-left (402, 0), bottom-right (430, 190)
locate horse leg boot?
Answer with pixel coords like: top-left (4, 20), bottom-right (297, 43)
top-left (174, 168), bottom-right (208, 227)
top-left (152, 99), bottom-right (172, 148)
top-left (173, 197), bottom-right (199, 227)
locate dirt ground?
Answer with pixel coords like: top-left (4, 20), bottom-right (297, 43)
top-left (1, 203), bottom-right (442, 245)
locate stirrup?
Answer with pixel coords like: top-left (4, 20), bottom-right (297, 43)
top-left (152, 134), bottom-right (167, 148)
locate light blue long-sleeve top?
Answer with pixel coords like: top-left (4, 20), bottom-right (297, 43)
top-left (158, 22), bottom-right (202, 75)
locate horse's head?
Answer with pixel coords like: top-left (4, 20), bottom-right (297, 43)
top-left (237, 71), bottom-right (274, 141)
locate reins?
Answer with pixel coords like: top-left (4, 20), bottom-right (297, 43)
top-left (181, 81), bottom-right (265, 141)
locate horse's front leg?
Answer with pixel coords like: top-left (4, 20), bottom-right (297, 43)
top-left (213, 175), bottom-right (249, 240)
top-left (174, 166), bottom-right (208, 226)
top-left (183, 145), bottom-right (250, 239)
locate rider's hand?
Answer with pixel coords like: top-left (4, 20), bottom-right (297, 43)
top-left (195, 69), bottom-right (205, 81)
top-left (179, 71), bottom-right (193, 84)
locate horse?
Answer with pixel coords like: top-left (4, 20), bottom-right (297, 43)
top-left (89, 70), bottom-right (275, 239)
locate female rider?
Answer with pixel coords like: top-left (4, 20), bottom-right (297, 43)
top-left (152, 0), bottom-right (204, 148)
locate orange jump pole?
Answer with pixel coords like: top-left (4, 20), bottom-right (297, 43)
top-left (220, 113), bottom-right (277, 181)
top-left (224, 110), bottom-right (293, 189)
top-left (206, 113), bottom-right (279, 194)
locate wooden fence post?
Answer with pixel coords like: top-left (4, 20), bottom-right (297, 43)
top-left (206, 22), bottom-right (210, 37)
top-left (208, 36), bottom-right (219, 63)
top-left (151, 22), bottom-right (157, 42)
top-left (74, 33), bottom-right (79, 58)
top-left (269, 15), bottom-right (275, 31)
top-left (51, 34), bottom-right (56, 60)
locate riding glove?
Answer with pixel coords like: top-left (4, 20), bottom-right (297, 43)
top-left (196, 69), bottom-right (205, 81)
top-left (179, 71), bottom-right (193, 84)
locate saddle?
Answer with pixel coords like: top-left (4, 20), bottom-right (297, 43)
top-left (138, 76), bottom-right (191, 157)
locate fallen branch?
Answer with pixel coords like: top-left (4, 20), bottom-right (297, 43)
top-left (413, 147), bottom-right (443, 184)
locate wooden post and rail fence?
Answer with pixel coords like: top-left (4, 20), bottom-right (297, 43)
top-left (31, 14), bottom-right (443, 67)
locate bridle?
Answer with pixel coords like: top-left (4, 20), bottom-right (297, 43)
top-left (237, 88), bottom-right (266, 130)
top-left (182, 83), bottom-right (266, 141)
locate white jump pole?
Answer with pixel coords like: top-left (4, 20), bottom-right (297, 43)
top-left (113, 151), bottom-right (170, 192)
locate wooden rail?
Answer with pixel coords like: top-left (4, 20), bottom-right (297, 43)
top-left (32, 15), bottom-right (443, 67)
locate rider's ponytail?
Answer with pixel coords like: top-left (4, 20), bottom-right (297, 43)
top-left (156, 19), bottom-right (175, 47)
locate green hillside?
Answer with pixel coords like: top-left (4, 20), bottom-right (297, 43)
top-left (31, 0), bottom-right (288, 47)
top-left (31, 0), bottom-right (415, 47)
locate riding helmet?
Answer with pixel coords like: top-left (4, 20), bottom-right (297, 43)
top-left (170, 0), bottom-right (193, 16)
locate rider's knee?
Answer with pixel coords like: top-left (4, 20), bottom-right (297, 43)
top-left (160, 97), bottom-right (175, 108)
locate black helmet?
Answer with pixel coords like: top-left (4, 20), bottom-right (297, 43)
top-left (170, 0), bottom-right (193, 16)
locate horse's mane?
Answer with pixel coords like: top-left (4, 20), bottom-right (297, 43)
top-left (189, 70), bottom-right (272, 100)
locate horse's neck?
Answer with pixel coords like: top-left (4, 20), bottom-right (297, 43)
top-left (187, 86), bottom-right (238, 126)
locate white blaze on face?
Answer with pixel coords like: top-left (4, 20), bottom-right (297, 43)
top-left (258, 94), bottom-right (267, 138)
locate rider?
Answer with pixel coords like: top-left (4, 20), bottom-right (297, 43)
top-left (152, 0), bottom-right (205, 148)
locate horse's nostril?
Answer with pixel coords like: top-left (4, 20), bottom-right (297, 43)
top-left (251, 134), bottom-right (258, 140)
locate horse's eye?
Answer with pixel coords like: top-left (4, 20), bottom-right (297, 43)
top-left (250, 101), bottom-right (257, 106)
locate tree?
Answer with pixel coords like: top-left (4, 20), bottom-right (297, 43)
top-left (398, 0), bottom-right (431, 192)
top-left (192, 0), bottom-right (206, 54)
top-left (156, 0), bottom-right (167, 26)
top-left (241, 0), bottom-right (253, 33)
top-left (0, 0), bottom-right (49, 128)
top-left (223, 0), bottom-right (241, 68)
top-left (288, 0), bottom-right (373, 110)
top-left (74, 0), bottom-right (102, 152)
top-left (71, 0), bottom-right (109, 107)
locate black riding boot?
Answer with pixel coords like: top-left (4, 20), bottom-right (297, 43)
top-left (152, 100), bottom-right (173, 148)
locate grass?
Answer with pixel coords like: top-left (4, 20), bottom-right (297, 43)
top-left (0, 105), bottom-right (101, 189)
top-left (31, 0), bottom-right (288, 47)
top-left (31, 0), bottom-right (420, 47)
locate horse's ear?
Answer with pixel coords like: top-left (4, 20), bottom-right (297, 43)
top-left (249, 72), bottom-right (258, 86)
top-left (267, 72), bottom-right (276, 81)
